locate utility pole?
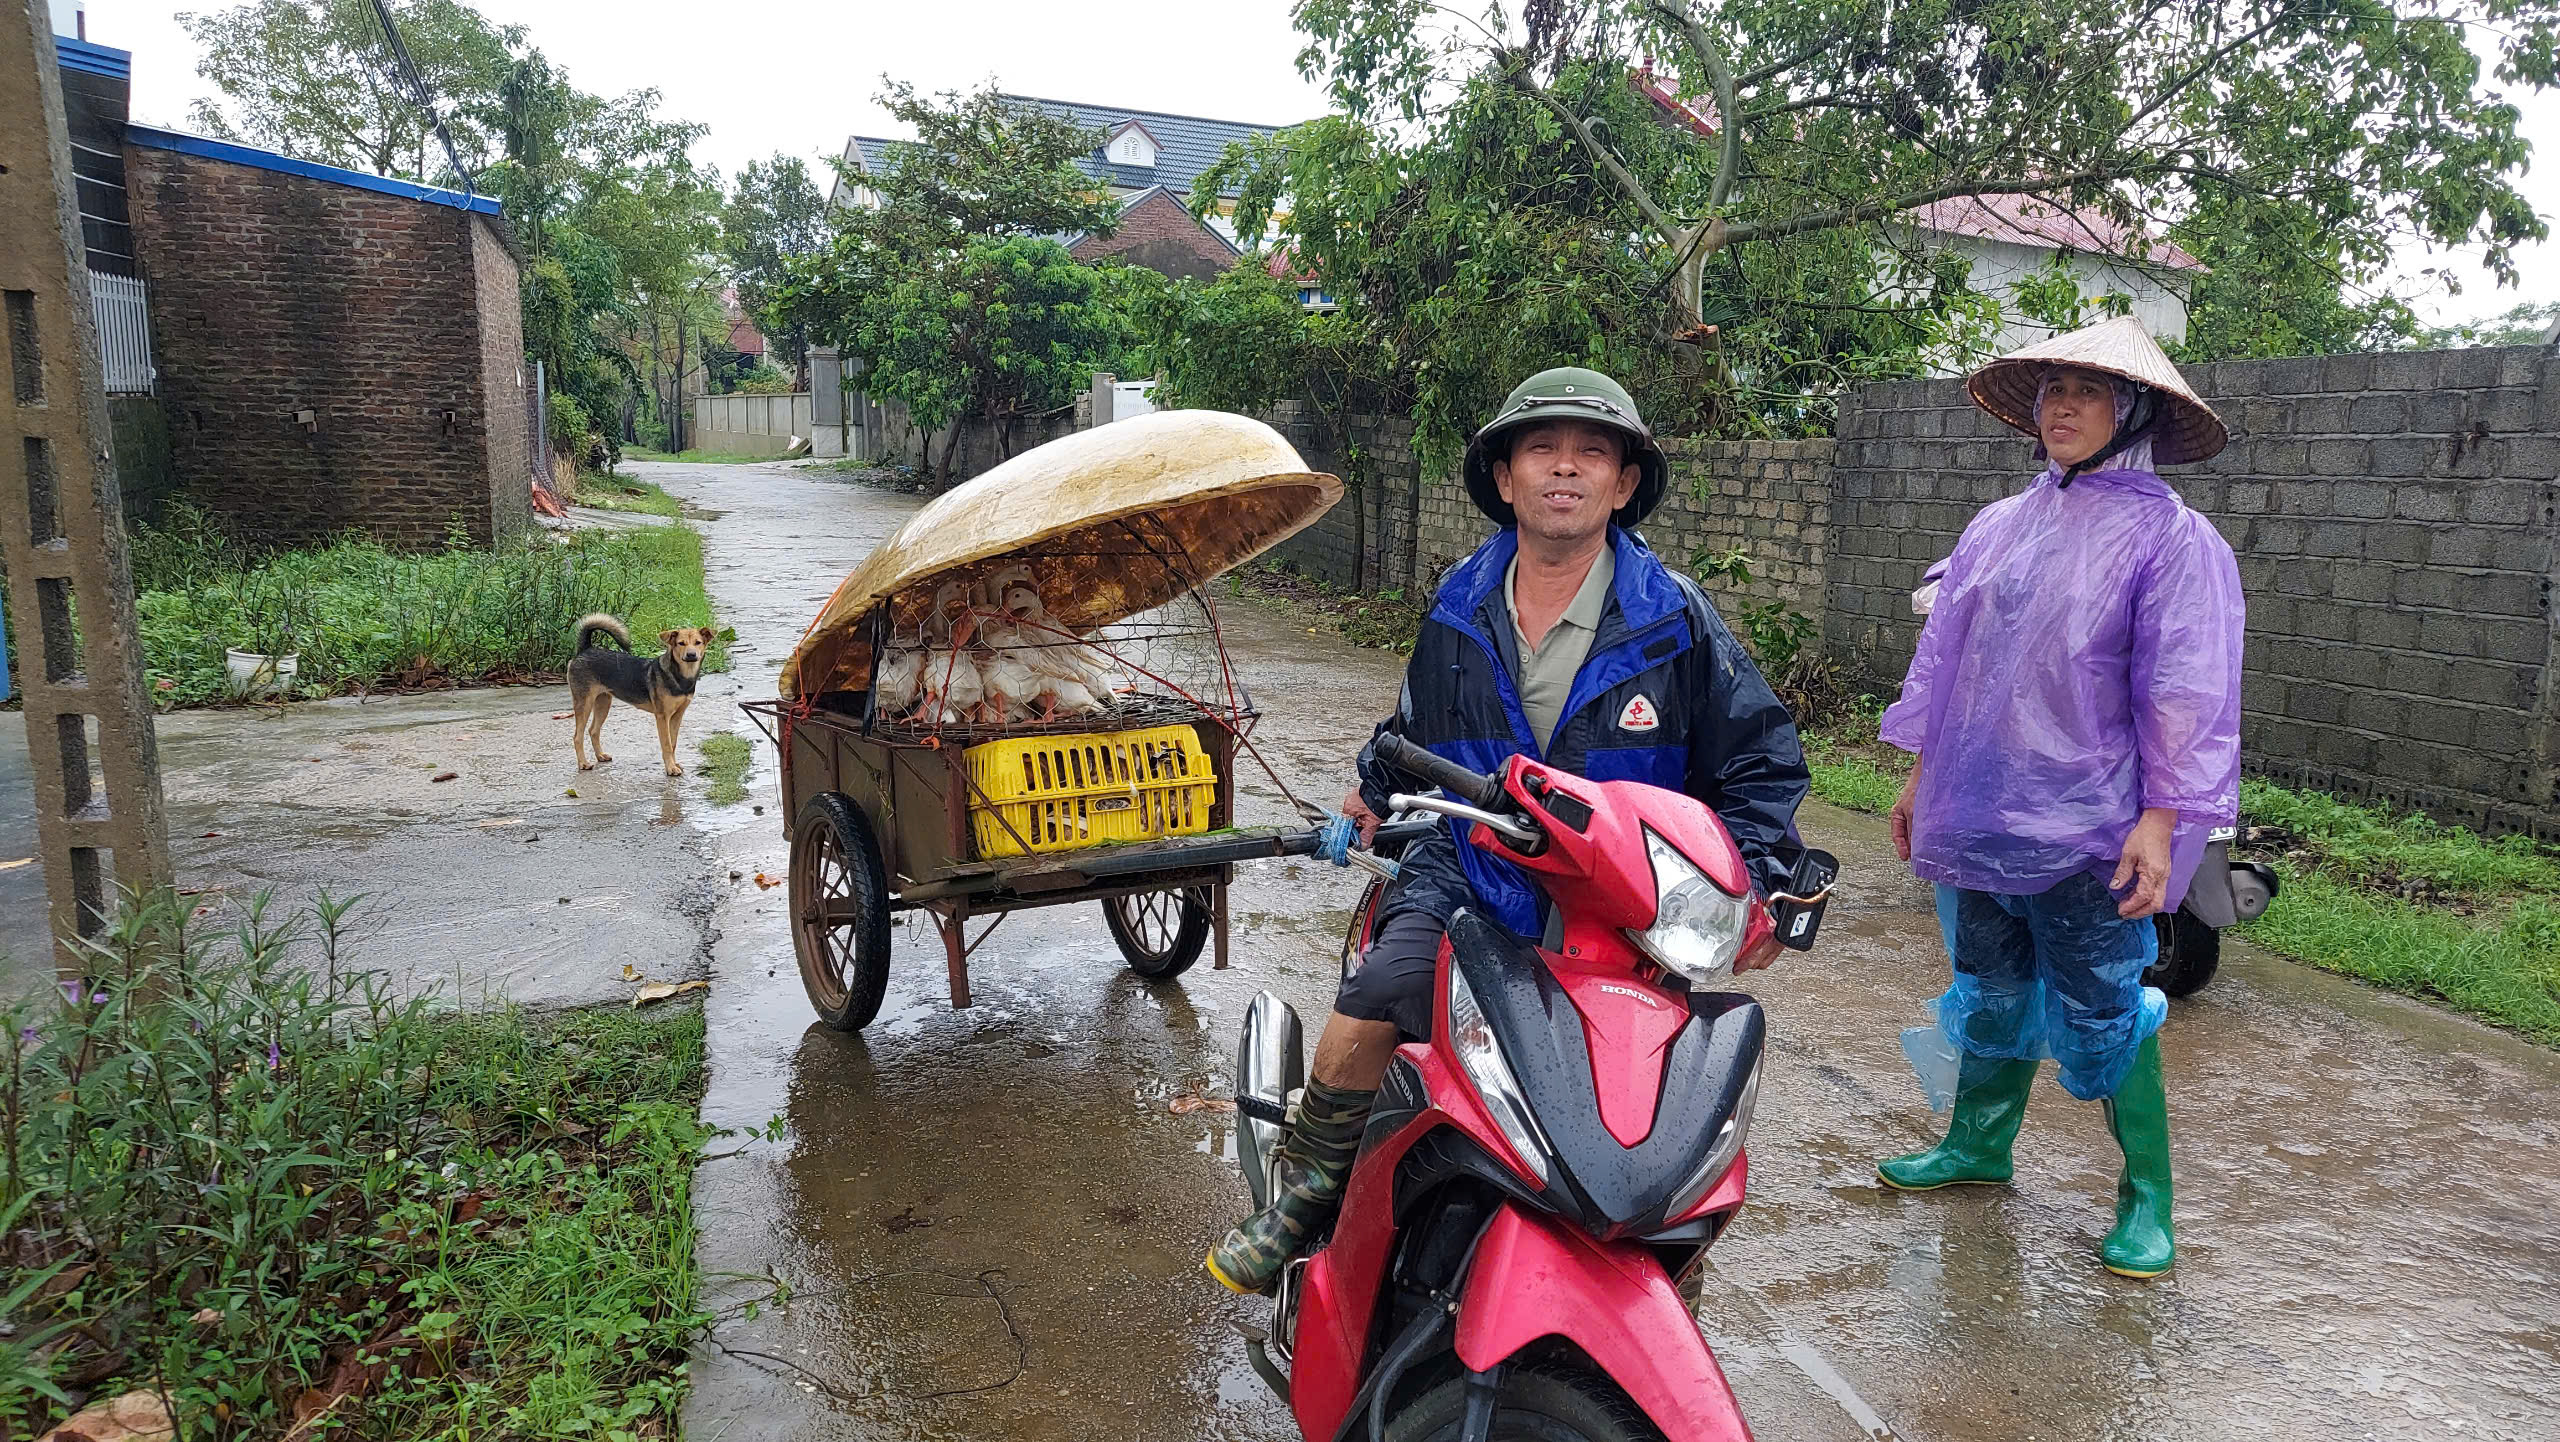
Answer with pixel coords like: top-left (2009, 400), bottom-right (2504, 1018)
top-left (2, 1), bottom-right (170, 973)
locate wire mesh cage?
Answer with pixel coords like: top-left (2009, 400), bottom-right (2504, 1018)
top-left (847, 512), bottom-right (1259, 745)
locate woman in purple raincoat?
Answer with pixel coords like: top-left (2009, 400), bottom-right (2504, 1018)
top-left (1874, 316), bottom-right (2243, 1279)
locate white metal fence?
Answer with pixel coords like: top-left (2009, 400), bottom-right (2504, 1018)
top-left (86, 270), bottom-right (154, 394)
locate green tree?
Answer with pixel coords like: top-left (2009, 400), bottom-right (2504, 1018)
top-left (849, 238), bottom-right (1118, 483)
top-left (1106, 260), bottom-right (1315, 414)
top-left (1262, 0), bottom-right (2556, 379)
top-left (766, 82), bottom-right (1125, 481)
top-left (177, 0), bottom-right (522, 179)
top-left (2416, 299), bottom-right (2560, 349)
top-left (722, 156), bottom-right (829, 379)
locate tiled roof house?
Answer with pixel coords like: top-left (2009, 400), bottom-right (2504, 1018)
top-left (828, 94), bottom-right (1287, 279)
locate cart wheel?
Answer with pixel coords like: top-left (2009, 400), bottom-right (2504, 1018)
top-left (1104, 887), bottom-right (1212, 980)
top-left (791, 792), bottom-right (893, 1030)
top-left (2146, 908), bottom-right (2222, 998)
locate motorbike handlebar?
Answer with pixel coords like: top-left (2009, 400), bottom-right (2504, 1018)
top-left (1372, 733), bottom-right (1509, 813)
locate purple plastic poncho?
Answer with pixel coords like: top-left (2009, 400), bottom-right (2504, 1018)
top-left (1879, 464), bottom-right (2244, 909)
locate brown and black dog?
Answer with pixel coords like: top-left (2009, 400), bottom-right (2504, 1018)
top-left (567, 614), bottom-right (717, 776)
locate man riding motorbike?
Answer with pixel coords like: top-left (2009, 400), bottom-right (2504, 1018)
top-left (1206, 367), bottom-right (1812, 1295)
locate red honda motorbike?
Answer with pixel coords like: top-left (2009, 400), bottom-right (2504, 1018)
top-left (1232, 734), bottom-right (1836, 1442)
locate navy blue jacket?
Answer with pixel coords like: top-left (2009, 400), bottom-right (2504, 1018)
top-left (1357, 526), bottom-right (1810, 939)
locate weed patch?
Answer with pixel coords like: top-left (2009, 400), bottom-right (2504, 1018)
top-left (2237, 870), bottom-right (2560, 1044)
top-left (571, 472), bottom-right (683, 518)
top-left (130, 513), bottom-right (724, 706)
top-left (1227, 565), bottom-right (1426, 654)
top-left (699, 733), bottom-right (753, 805)
top-left (624, 447), bottom-right (772, 465)
top-left (0, 892), bottom-right (718, 1439)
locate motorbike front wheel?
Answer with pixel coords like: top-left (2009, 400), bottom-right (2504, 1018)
top-left (1387, 1365), bottom-right (1661, 1442)
top-left (2145, 908), bottom-right (2222, 998)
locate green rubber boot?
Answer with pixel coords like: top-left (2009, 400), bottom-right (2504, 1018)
top-left (2099, 1034), bottom-right (2175, 1278)
top-left (1206, 1080), bottom-right (1373, 1295)
top-left (1877, 1055), bottom-right (2039, 1191)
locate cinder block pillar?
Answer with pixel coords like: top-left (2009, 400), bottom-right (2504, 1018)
top-left (809, 346), bottom-right (845, 458)
top-left (1089, 372), bottom-right (1115, 429)
top-left (1, 3), bottom-right (171, 972)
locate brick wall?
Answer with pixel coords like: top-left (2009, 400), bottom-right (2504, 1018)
top-left (1069, 187), bottom-right (1239, 282)
top-left (1826, 346), bottom-right (2560, 835)
top-left (124, 144), bottom-right (528, 549)
top-left (469, 217), bottom-right (532, 542)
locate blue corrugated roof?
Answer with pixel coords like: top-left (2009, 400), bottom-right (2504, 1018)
top-left (55, 36), bottom-right (130, 80)
top-left (125, 125), bottom-right (502, 215)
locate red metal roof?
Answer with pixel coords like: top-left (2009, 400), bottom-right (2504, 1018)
top-left (1901, 193), bottom-right (2206, 273)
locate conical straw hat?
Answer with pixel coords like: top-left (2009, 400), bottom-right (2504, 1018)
top-left (1967, 315), bottom-right (2227, 465)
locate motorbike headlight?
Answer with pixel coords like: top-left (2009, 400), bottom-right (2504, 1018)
top-left (1663, 1051), bottom-right (1761, 1221)
top-left (1446, 965), bottom-right (1550, 1187)
top-left (1627, 828), bottom-right (1750, 984)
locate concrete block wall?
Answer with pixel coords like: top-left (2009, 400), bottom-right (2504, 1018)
top-left (1827, 345), bottom-right (2560, 835)
top-left (1262, 403), bottom-right (1835, 649)
top-left (123, 144), bottom-right (528, 549)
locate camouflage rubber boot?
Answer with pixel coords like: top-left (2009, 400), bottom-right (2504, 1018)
top-left (1205, 1079), bottom-right (1374, 1295)
top-left (1877, 1055), bottom-right (2039, 1190)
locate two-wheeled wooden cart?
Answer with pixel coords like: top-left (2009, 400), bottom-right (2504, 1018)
top-left (744, 411), bottom-right (1349, 1030)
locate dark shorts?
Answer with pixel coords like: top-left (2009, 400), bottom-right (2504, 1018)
top-left (1332, 907), bottom-right (1447, 1042)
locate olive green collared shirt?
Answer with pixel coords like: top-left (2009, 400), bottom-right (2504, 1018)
top-left (1506, 543), bottom-right (1615, 752)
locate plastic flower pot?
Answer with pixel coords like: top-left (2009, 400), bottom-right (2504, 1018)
top-left (224, 648), bottom-right (299, 699)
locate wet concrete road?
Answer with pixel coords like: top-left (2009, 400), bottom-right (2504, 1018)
top-left (666, 461), bottom-right (2560, 1442)
top-left (1, 519), bottom-right (712, 1002)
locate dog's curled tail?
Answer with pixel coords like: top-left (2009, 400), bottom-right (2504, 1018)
top-left (575, 613), bottom-right (632, 652)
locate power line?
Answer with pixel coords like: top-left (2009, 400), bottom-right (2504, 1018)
top-left (365, 0), bottom-right (476, 197)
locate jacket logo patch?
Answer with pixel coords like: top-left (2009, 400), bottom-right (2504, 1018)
top-left (1617, 694), bottom-right (1661, 732)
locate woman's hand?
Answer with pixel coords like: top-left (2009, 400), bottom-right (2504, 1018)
top-left (2111, 808), bottom-right (2177, 919)
top-left (1889, 755), bottom-right (1923, 862)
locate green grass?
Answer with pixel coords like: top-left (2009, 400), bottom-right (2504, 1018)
top-left (623, 446), bottom-right (774, 465)
top-left (569, 471), bottom-right (683, 517)
top-left (1801, 727), bottom-right (1909, 813)
top-left (2236, 870), bottom-right (2560, 1044)
top-left (2229, 780), bottom-right (2560, 1042)
top-left (2237, 777), bottom-right (2560, 905)
top-left (128, 508), bottom-right (725, 706)
top-left (0, 891), bottom-right (719, 1440)
top-left (698, 732), bottom-right (752, 805)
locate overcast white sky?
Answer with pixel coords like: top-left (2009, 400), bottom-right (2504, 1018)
top-left (67, 0), bottom-right (2560, 328)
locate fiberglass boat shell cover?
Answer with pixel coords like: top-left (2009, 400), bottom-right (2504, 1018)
top-left (779, 409), bottom-right (1343, 700)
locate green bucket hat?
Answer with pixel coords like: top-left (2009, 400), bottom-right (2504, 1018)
top-left (1462, 367), bottom-right (1668, 529)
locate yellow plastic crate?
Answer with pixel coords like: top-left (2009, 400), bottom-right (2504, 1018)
top-left (965, 723), bottom-right (1219, 858)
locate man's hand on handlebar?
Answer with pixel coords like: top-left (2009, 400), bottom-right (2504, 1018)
top-left (1734, 930), bottom-right (1783, 973)
top-left (1341, 789), bottom-right (1382, 848)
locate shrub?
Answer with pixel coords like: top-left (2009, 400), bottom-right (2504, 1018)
top-left (0, 891), bottom-right (715, 1438)
top-left (132, 524), bottom-right (721, 705)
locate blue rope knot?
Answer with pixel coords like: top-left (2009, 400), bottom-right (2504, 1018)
top-left (1315, 812), bottom-right (1358, 867)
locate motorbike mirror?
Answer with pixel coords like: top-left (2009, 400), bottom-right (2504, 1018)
top-left (1769, 848), bottom-right (1838, 951)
